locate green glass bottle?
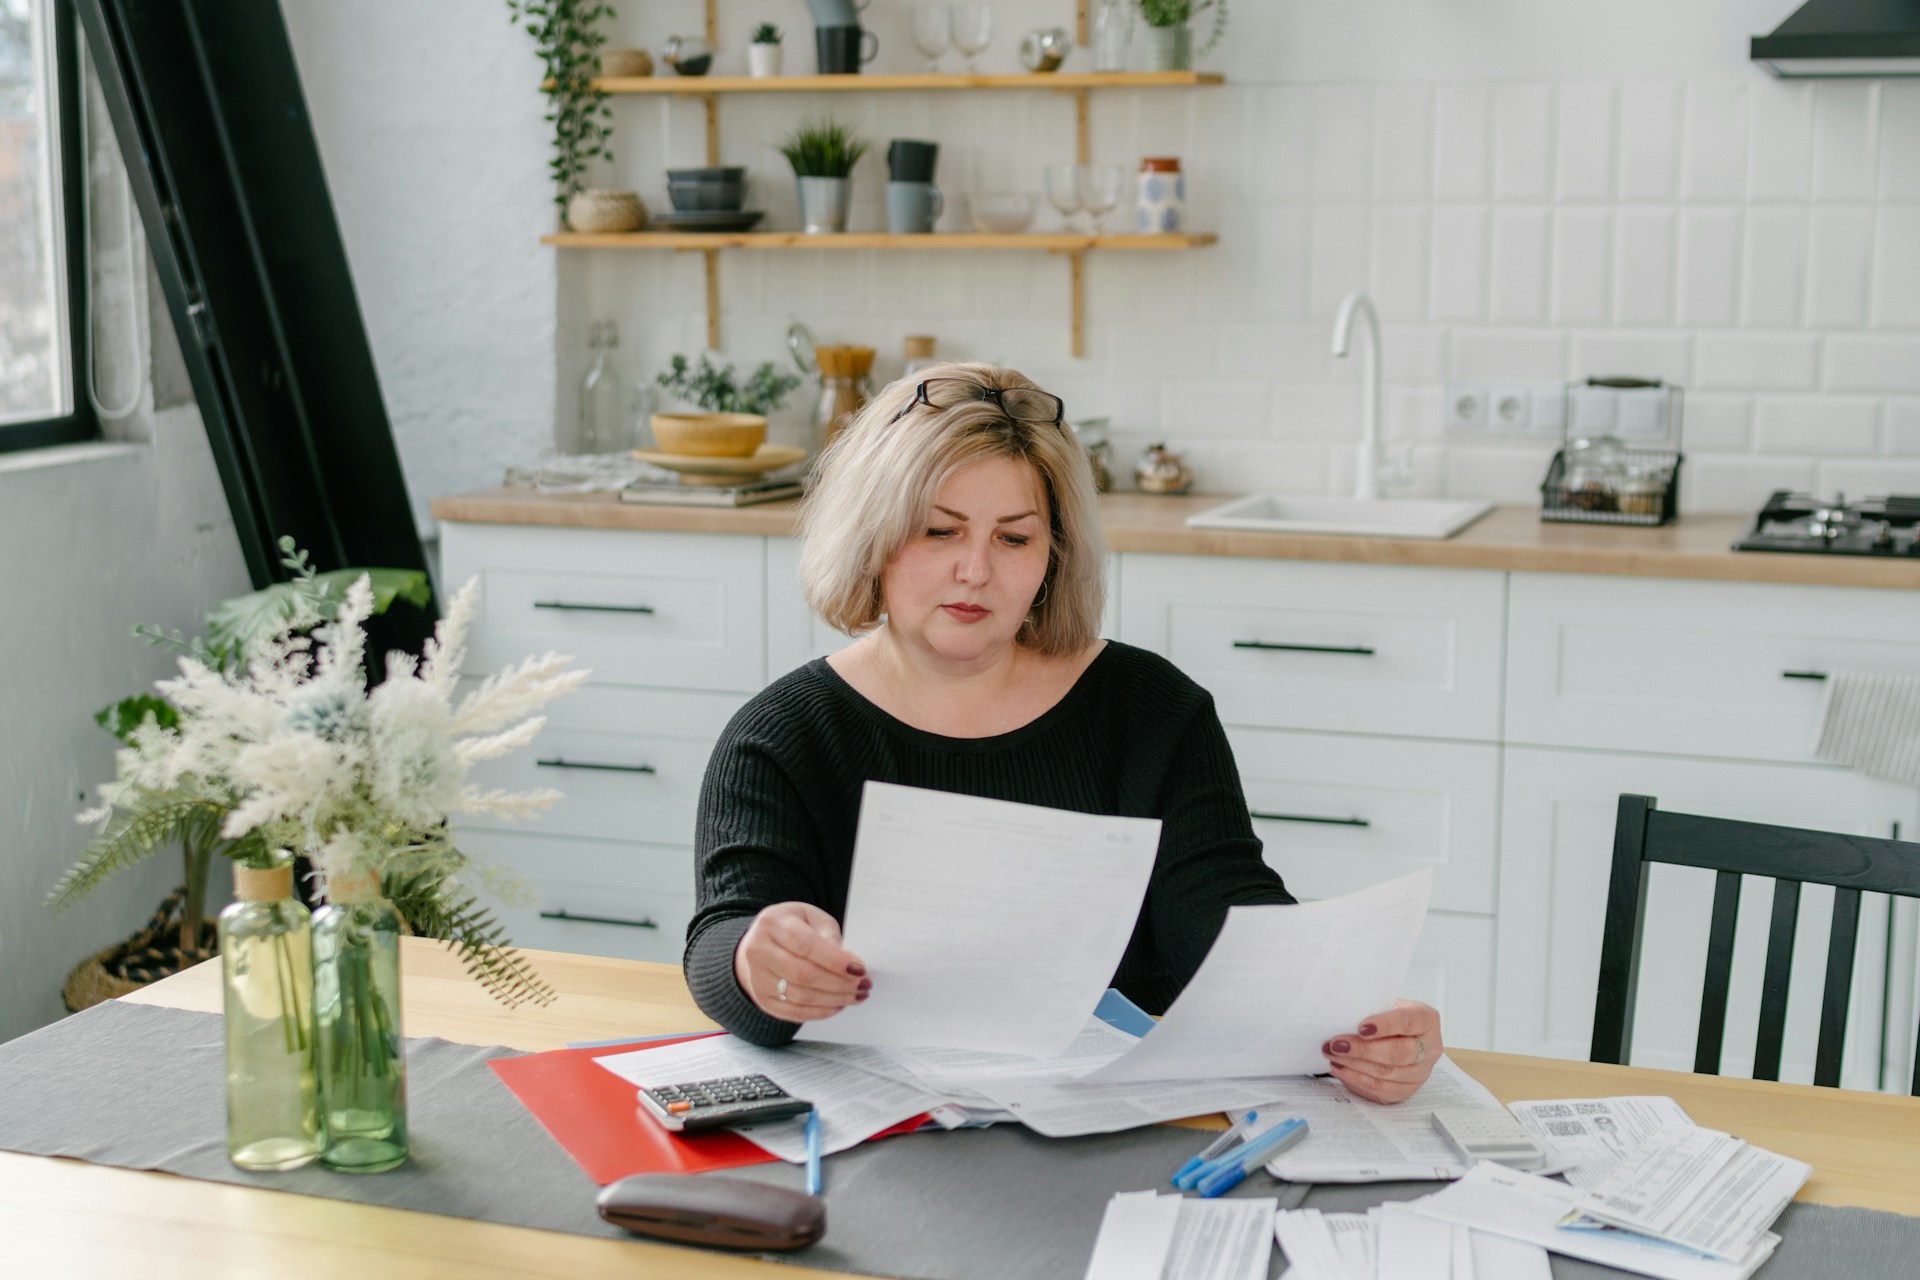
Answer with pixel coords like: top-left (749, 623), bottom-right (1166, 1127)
top-left (313, 869), bottom-right (408, 1173)
top-left (219, 860), bottom-right (322, 1171)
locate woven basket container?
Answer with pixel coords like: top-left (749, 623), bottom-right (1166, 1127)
top-left (62, 889), bottom-right (217, 1013)
top-left (600, 47), bottom-right (654, 77)
top-left (567, 188), bottom-right (647, 233)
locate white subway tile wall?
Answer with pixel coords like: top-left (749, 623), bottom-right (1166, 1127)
top-left (598, 70), bottom-right (1920, 512)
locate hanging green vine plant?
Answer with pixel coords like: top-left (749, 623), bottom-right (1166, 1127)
top-left (507, 0), bottom-right (617, 225)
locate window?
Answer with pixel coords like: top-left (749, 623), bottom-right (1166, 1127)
top-left (0, 0), bottom-right (92, 452)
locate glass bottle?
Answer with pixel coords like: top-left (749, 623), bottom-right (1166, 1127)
top-left (1091, 0), bottom-right (1133, 73)
top-left (902, 334), bottom-right (938, 378)
top-left (578, 320), bottom-right (626, 455)
top-left (219, 860), bottom-right (322, 1172)
top-left (313, 868), bottom-right (409, 1173)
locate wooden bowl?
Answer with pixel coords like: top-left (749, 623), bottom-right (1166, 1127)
top-left (649, 412), bottom-right (768, 457)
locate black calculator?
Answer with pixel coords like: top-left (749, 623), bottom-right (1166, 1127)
top-left (636, 1073), bottom-right (813, 1132)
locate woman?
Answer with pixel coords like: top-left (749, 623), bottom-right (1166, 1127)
top-left (683, 362), bottom-right (1443, 1104)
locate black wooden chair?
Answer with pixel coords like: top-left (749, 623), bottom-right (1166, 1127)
top-left (1591, 793), bottom-right (1920, 1095)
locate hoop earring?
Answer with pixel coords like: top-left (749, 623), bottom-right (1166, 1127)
top-left (1030, 578), bottom-right (1050, 611)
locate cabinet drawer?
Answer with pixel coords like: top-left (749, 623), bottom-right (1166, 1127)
top-left (460, 684), bottom-right (746, 844)
top-left (441, 523), bottom-right (766, 692)
top-left (1506, 573), bottom-right (1920, 762)
top-left (457, 828), bottom-right (694, 965)
top-left (1120, 555), bottom-right (1504, 740)
top-left (1228, 729), bottom-right (1498, 914)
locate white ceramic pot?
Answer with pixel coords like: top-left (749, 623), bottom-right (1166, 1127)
top-left (748, 43), bottom-right (783, 77)
top-left (796, 176), bottom-right (851, 234)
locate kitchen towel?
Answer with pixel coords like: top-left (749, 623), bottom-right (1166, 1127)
top-left (1814, 670), bottom-right (1920, 786)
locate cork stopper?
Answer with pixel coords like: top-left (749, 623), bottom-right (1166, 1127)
top-left (234, 863), bottom-right (293, 903)
top-left (902, 334), bottom-right (936, 360)
top-left (325, 868), bottom-right (381, 905)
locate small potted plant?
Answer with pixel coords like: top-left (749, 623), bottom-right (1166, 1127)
top-left (748, 22), bottom-right (784, 78)
top-left (652, 352), bottom-right (802, 452)
top-left (777, 117), bottom-right (869, 234)
top-left (1137, 0), bottom-right (1227, 71)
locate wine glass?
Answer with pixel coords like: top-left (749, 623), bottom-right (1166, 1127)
top-left (950, 2), bottom-right (993, 74)
top-left (1045, 162), bottom-right (1085, 233)
top-left (913, 3), bottom-right (951, 73)
top-left (1075, 162), bottom-right (1126, 234)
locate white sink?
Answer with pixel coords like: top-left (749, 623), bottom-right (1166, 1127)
top-left (1185, 494), bottom-right (1494, 540)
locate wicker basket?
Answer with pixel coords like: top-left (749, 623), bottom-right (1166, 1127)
top-left (566, 188), bottom-right (647, 233)
top-left (600, 47), bottom-right (654, 77)
top-left (62, 889), bottom-right (217, 1013)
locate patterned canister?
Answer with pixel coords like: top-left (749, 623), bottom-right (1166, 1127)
top-left (1135, 157), bottom-right (1185, 234)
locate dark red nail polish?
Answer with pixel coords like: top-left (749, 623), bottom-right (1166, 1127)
top-left (1359, 1023), bottom-right (1378, 1037)
top-left (1321, 1040), bottom-right (1334, 1056)
top-left (857, 978), bottom-right (873, 994)
top-left (1330, 1039), bottom-right (1352, 1055)
top-left (855, 989), bottom-right (870, 1002)
top-left (847, 963), bottom-right (868, 977)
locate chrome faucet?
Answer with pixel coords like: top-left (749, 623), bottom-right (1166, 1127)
top-left (1331, 291), bottom-right (1383, 500)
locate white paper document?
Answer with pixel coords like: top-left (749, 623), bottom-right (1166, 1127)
top-left (1085, 870), bottom-right (1433, 1083)
top-left (1264, 1056), bottom-right (1507, 1183)
top-left (1413, 1163), bottom-right (1781, 1280)
top-left (1570, 1125), bottom-right (1811, 1263)
top-left (1275, 1206), bottom-right (1550, 1280)
top-left (1507, 1096), bottom-right (1695, 1189)
top-left (798, 781), bottom-right (1161, 1057)
top-left (1083, 1191), bottom-right (1274, 1280)
top-left (593, 1034), bottom-right (943, 1161)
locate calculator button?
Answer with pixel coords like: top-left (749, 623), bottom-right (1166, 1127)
top-left (666, 1101), bottom-right (692, 1113)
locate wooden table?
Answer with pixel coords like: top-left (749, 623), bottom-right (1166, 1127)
top-left (5, 939), bottom-right (1919, 1278)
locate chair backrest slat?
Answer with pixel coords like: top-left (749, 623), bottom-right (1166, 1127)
top-left (1815, 888), bottom-right (1862, 1088)
top-left (1693, 869), bottom-right (1742, 1077)
top-left (1592, 794), bottom-right (1920, 1096)
top-left (1753, 879), bottom-right (1802, 1081)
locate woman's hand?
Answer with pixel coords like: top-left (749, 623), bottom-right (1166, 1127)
top-left (734, 902), bottom-right (871, 1023)
top-left (1322, 1000), bottom-right (1444, 1104)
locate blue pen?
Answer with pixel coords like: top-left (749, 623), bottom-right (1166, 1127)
top-left (1196, 1118), bottom-right (1309, 1199)
top-left (804, 1107), bottom-right (822, 1197)
top-left (1172, 1110), bottom-right (1258, 1189)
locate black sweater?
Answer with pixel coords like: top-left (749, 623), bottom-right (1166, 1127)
top-left (682, 641), bottom-right (1295, 1045)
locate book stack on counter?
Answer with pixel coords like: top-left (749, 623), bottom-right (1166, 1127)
top-left (620, 476), bottom-right (804, 507)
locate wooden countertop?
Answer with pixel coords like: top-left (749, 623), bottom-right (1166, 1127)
top-left (429, 489), bottom-right (1920, 589)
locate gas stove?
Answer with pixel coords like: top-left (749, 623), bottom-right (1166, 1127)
top-left (1733, 491), bottom-right (1920, 556)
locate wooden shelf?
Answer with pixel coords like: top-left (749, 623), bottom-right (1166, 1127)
top-left (590, 70), bottom-right (1223, 94)
top-left (542, 231), bottom-right (1216, 250)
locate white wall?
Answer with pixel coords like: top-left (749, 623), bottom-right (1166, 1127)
top-left (282, 0), bottom-right (1920, 517)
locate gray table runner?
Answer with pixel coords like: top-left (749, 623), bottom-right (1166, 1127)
top-left (0, 1000), bottom-right (1913, 1278)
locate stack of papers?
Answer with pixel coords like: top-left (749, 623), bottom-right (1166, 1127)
top-left (1083, 1191), bottom-right (1277, 1280)
top-left (1275, 1204), bottom-right (1551, 1280)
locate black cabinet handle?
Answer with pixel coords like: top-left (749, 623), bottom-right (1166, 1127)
top-left (537, 757), bottom-right (657, 774)
top-left (1251, 811), bottom-right (1371, 828)
top-left (533, 600), bottom-right (655, 615)
top-left (1232, 640), bottom-right (1376, 656)
top-left (539, 908), bottom-right (659, 930)
top-left (1781, 670), bottom-right (1829, 682)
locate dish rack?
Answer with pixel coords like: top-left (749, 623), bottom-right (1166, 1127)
top-left (1539, 378), bottom-right (1684, 528)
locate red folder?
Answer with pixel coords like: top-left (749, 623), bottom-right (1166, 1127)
top-left (490, 1034), bottom-right (929, 1185)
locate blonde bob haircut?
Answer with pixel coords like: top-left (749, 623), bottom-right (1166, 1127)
top-left (797, 360), bottom-right (1106, 657)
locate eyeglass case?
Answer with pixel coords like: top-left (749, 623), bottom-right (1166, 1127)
top-left (596, 1173), bottom-right (826, 1250)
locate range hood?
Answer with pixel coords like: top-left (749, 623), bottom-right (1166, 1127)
top-left (1752, 0), bottom-right (1920, 76)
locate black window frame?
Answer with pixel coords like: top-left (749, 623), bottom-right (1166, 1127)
top-left (2, 0), bottom-right (99, 454)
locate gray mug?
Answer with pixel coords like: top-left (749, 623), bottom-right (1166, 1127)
top-left (806, 0), bottom-right (870, 29)
top-left (886, 181), bottom-right (944, 234)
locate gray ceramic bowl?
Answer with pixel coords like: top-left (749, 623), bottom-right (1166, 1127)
top-left (667, 178), bottom-right (748, 212)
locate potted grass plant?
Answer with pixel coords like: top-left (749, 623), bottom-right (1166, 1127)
top-left (1136, 0), bottom-right (1227, 71)
top-left (748, 22), bottom-right (784, 78)
top-left (778, 117), bottom-right (869, 234)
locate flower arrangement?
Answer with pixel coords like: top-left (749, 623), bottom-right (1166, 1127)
top-left (656, 351), bottom-right (802, 417)
top-left (53, 539), bottom-right (588, 1007)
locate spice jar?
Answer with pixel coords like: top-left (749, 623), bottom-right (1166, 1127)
top-left (1136, 157), bottom-right (1185, 234)
top-left (1616, 464), bottom-right (1668, 517)
top-left (1561, 434), bottom-right (1626, 511)
top-left (1134, 441), bottom-right (1193, 494)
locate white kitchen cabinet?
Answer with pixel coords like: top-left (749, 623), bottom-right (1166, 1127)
top-left (1507, 572), bottom-right (1920, 764)
top-left (1228, 728), bottom-right (1499, 915)
top-left (458, 827), bottom-right (695, 965)
top-left (1496, 745), bottom-right (1918, 1091)
top-left (1120, 554), bottom-right (1506, 742)
top-left (1404, 913), bottom-right (1495, 1053)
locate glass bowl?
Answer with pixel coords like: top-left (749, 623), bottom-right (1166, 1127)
top-left (967, 193), bottom-right (1037, 234)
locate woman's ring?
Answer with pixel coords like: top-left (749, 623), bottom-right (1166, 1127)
top-left (776, 977), bottom-right (789, 1002)
top-left (1414, 1037), bottom-right (1427, 1064)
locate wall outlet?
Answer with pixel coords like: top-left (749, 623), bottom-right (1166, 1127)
top-left (1444, 385), bottom-right (1488, 432)
top-left (1489, 386), bottom-right (1531, 431)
